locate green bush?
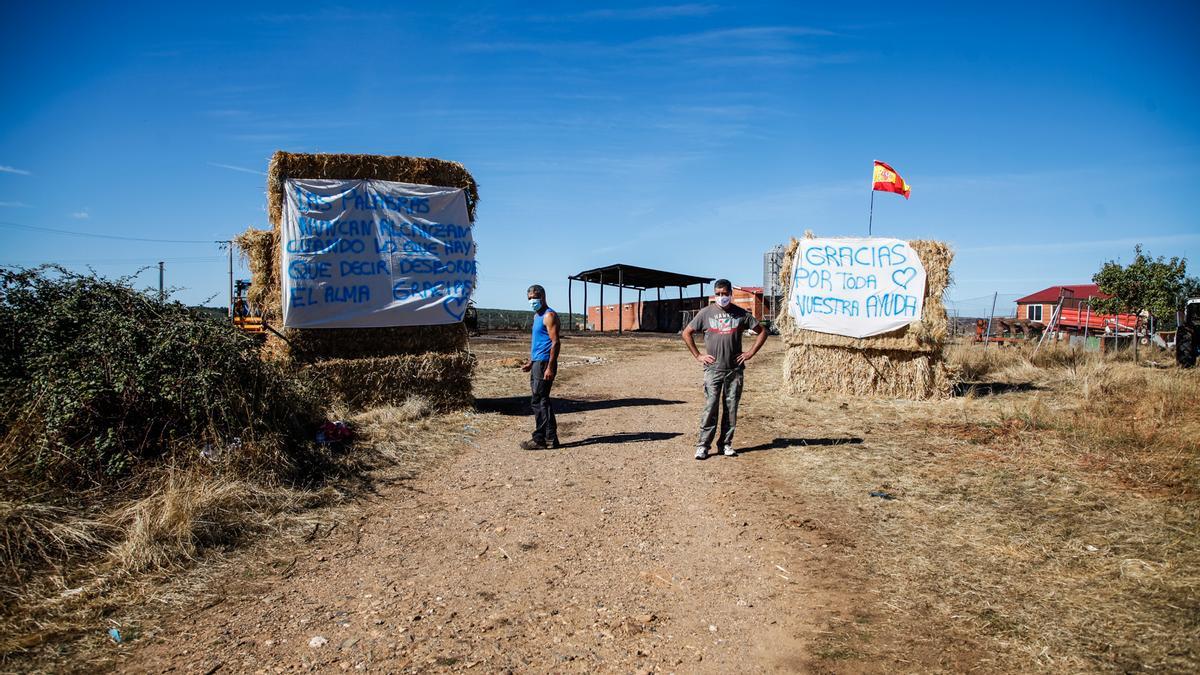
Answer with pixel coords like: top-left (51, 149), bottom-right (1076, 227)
top-left (0, 266), bottom-right (324, 485)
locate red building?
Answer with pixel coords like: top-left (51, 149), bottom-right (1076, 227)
top-left (1015, 284), bottom-right (1137, 333)
top-left (707, 285), bottom-right (766, 320)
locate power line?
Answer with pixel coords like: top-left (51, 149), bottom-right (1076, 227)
top-left (0, 219), bottom-right (223, 244)
top-left (1, 256), bottom-right (225, 265)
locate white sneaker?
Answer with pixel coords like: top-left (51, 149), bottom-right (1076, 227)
top-left (722, 446), bottom-right (737, 457)
top-left (694, 446), bottom-right (707, 460)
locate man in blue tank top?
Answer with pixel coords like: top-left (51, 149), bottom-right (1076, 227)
top-left (521, 284), bottom-right (561, 449)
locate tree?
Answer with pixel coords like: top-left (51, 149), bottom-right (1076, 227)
top-left (1092, 245), bottom-right (1191, 359)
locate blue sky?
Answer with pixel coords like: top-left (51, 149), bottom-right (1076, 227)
top-left (2, 1), bottom-right (1197, 317)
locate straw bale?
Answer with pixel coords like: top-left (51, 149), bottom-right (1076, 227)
top-left (775, 236), bottom-right (954, 353)
top-left (267, 150), bottom-right (479, 228)
top-left (241, 151), bottom-right (481, 363)
top-left (305, 353), bottom-right (476, 412)
top-left (783, 344), bottom-right (952, 399)
top-left (270, 323), bottom-right (468, 364)
top-left (233, 227), bottom-right (281, 322)
top-left (235, 225), bottom-right (470, 362)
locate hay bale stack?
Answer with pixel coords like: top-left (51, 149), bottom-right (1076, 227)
top-left (232, 151), bottom-right (481, 409)
top-left (267, 151), bottom-right (479, 227)
top-left (307, 353), bottom-right (476, 412)
top-left (777, 236), bottom-right (954, 399)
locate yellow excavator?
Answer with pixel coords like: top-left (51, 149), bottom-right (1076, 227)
top-left (231, 279), bottom-right (266, 335)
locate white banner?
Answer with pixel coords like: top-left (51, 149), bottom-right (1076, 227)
top-left (787, 237), bottom-right (926, 338)
top-left (282, 179), bottom-right (475, 329)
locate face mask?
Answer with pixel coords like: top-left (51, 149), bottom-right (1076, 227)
top-left (716, 295), bottom-right (732, 308)
top-left (529, 298), bottom-right (543, 311)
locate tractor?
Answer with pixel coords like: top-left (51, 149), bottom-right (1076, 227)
top-left (1177, 298), bottom-right (1200, 367)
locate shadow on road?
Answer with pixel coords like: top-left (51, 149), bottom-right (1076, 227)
top-left (474, 396), bottom-right (685, 416)
top-left (556, 431), bottom-right (683, 448)
top-left (736, 437), bottom-right (865, 454)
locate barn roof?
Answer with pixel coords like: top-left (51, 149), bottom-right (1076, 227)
top-left (570, 264), bottom-right (714, 290)
top-left (1016, 284), bottom-right (1109, 304)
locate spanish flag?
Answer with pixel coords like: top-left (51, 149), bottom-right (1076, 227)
top-left (872, 160), bottom-right (911, 199)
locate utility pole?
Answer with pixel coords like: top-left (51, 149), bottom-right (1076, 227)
top-left (158, 261), bottom-right (164, 301)
top-left (217, 240), bottom-right (234, 317)
top-left (984, 292), bottom-right (998, 346)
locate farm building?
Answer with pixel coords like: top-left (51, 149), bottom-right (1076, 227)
top-left (707, 285), bottom-right (766, 321)
top-left (1015, 284), bottom-right (1137, 334)
top-left (570, 264), bottom-right (713, 333)
top-left (585, 284), bottom-right (765, 333)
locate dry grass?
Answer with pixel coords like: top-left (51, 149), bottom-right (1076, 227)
top-left (0, 470), bottom-right (341, 661)
top-left (0, 499), bottom-right (112, 590)
top-left (0, 394), bottom-right (486, 669)
top-left (744, 346), bottom-right (1200, 671)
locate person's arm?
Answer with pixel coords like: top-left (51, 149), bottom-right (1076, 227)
top-left (736, 328), bottom-right (769, 364)
top-left (543, 311), bottom-right (561, 381)
top-left (682, 323), bottom-right (715, 365)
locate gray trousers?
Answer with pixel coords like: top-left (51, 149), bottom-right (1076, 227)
top-left (698, 366), bottom-right (744, 449)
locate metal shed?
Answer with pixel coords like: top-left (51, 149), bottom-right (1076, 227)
top-left (568, 264), bottom-right (714, 333)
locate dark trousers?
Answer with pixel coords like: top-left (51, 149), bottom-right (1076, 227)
top-left (698, 366), bottom-right (744, 449)
top-left (530, 360), bottom-right (558, 444)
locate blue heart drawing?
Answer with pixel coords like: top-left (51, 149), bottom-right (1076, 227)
top-left (892, 267), bottom-right (918, 290)
top-left (443, 295), bottom-right (468, 321)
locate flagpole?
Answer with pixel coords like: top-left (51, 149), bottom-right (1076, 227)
top-left (868, 188), bottom-right (875, 237)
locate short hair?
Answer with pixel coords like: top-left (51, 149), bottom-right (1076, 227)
top-left (714, 279), bottom-right (732, 292)
top-left (526, 284), bottom-right (546, 298)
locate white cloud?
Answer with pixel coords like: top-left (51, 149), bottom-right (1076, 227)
top-left (208, 161), bottom-right (268, 176)
top-left (0, 165), bottom-right (31, 175)
top-left (70, 209), bottom-right (90, 219)
top-left (0, 201), bottom-right (31, 208)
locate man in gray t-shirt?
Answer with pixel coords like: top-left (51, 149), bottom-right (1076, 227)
top-left (681, 279), bottom-right (769, 460)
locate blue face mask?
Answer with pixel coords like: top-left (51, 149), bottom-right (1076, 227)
top-left (529, 298), bottom-right (543, 311)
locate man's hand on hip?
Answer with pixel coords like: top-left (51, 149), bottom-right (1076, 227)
top-left (736, 351), bottom-right (755, 364)
top-left (696, 354), bottom-right (716, 365)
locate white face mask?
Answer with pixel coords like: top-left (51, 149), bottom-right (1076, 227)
top-left (716, 295), bottom-right (732, 308)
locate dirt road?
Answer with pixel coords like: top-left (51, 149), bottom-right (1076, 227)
top-left (123, 335), bottom-right (853, 673)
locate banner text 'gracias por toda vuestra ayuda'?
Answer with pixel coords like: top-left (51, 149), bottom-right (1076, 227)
top-left (787, 237), bottom-right (927, 339)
